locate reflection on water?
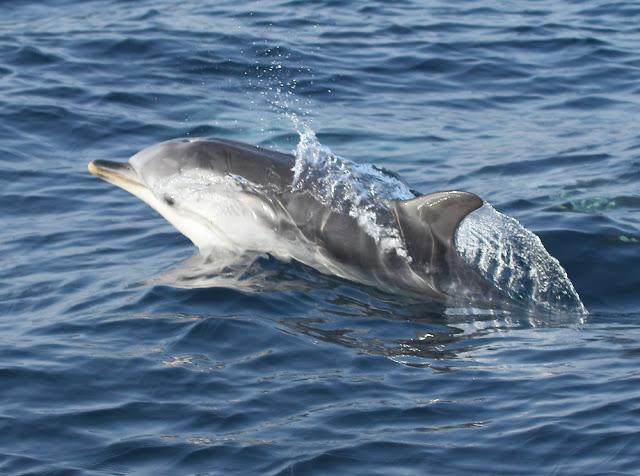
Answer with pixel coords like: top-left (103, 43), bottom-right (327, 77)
top-left (279, 291), bottom-right (585, 370)
top-left (148, 251), bottom-right (339, 293)
top-left (151, 252), bottom-right (586, 370)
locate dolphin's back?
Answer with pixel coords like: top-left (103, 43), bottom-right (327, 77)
top-left (131, 138), bottom-right (295, 192)
top-left (190, 141), bottom-right (395, 272)
top-left (283, 191), bottom-right (382, 265)
top-left (200, 139), bottom-right (295, 191)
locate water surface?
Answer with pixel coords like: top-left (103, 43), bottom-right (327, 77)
top-left (1, 1), bottom-right (639, 474)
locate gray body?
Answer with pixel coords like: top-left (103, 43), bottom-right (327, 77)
top-left (89, 138), bottom-right (502, 303)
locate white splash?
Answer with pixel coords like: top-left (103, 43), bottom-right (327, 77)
top-left (291, 126), bottom-right (414, 256)
top-left (455, 203), bottom-right (587, 315)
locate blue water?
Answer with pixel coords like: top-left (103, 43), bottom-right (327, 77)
top-left (2, 1), bottom-right (640, 474)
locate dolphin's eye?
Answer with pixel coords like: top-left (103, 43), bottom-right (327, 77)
top-left (164, 195), bottom-right (175, 206)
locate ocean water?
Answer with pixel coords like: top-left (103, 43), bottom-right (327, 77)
top-left (1, 0), bottom-right (640, 474)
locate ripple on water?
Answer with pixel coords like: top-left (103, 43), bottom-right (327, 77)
top-left (1, 0), bottom-right (640, 475)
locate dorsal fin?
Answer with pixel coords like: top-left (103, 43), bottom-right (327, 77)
top-left (392, 191), bottom-right (483, 243)
top-left (391, 191), bottom-right (483, 266)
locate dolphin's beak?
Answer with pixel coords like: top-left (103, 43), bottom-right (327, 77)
top-left (88, 160), bottom-right (144, 190)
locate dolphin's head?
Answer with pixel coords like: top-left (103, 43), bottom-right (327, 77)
top-left (88, 139), bottom-right (280, 250)
top-left (127, 138), bottom-right (212, 188)
top-left (89, 138), bottom-right (212, 187)
top-left (88, 140), bottom-right (215, 248)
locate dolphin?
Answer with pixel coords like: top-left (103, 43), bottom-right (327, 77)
top-left (87, 138), bottom-right (563, 309)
